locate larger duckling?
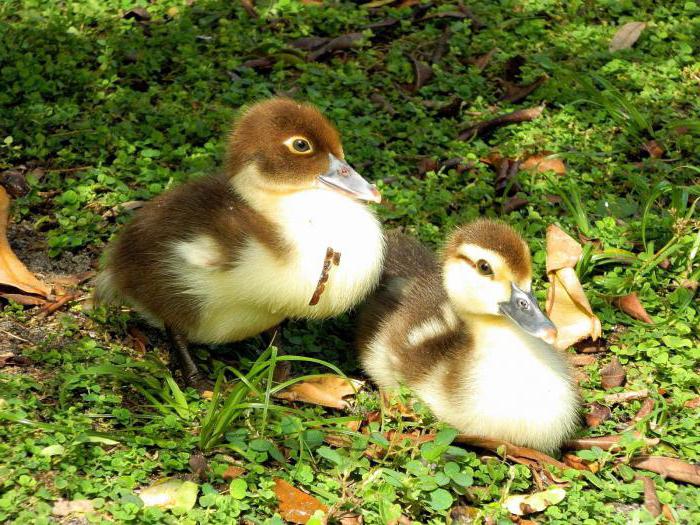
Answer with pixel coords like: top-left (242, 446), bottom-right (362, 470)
top-left (357, 220), bottom-right (579, 452)
top-left (96, 98), bottom-right (385, 388)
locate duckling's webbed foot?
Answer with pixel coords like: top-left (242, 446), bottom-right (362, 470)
top-left (166, 327), bottom-right (213, 394)
top-left (264, 325), bottom-right (292, 383)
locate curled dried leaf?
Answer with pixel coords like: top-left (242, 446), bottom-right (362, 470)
top-left (503, 487), bottom-right (567, 516)
top-left (275, 375), bottom-right (363, 409)
top-left (0, 186), bottom-right (51, 299)
top-left (545, 225), bottom-right (601, 350)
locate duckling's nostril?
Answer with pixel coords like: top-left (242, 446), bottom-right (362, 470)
top-left (339, 165), bottom-right (351, 177)
top-left (517, 298), bottom-right (529, 310)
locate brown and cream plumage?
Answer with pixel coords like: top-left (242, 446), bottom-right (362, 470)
top-left (96, 98), bottom-right (385, 389)
top-left (357, 220), bottom-right (580, 452)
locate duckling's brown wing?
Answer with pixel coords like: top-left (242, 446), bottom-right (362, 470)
top-left (96, 173), bottom-right (284, 333)
top-left (356, 232), bottom-right (441, 353)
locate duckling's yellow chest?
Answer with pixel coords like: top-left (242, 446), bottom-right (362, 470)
top-left (176, 190), bottom-right (384, 343)
top-left (457, 322), bottom-right (579, 450)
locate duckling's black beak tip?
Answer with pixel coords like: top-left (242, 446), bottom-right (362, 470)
top-left (318, 153), bottom-right (381, 203)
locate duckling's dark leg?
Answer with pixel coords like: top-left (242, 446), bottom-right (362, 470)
top-left (166, 326), bottom-right (212, 393)
top-left (263, 324), bottom-right (292, 383)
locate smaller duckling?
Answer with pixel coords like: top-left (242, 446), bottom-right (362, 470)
top-left (357, 220), bottom-right (580, 453)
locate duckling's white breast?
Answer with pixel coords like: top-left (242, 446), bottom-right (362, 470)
top-left (171, 188), bottom-right (384, 343)
top-left (418, 321), bottom-right (579, 451)
top-left (257, 188), bottom-right (385, 318)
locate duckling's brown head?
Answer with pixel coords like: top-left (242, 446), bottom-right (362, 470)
top-left (441, 219), bottom-right (556, 343)
top-left (226, 98), bottom-right (380, 203)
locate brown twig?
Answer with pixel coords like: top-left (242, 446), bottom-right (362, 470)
top-left (604, 389), bottom-right (649, 405)
top-left (458, 105), bottom-right (545, 140)
top-left (500, 75), bottom-right (548, 104)
top-left (454, 435), bottom-right (569, 470)
top-left (564, 432), bottom-right (659, 451)
top-left (240, 0), bottom-right (258, 18)
top-left (36, 293), bottom-right (79, 318)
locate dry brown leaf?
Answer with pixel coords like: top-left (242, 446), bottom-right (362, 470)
top-left (521, 153), bottom-right (566, 175)
top-left (51, 498), bottom-right (94, 517)
top-left (585, 403), bottom-right (612, 428)
top-left (609, 21), bottom-right (646, 52)
top-left (642, 139), bottom-right (664, 159)
top-left (308, 33), bottom-right (364, 62)
top-left (684, 397), bottom-right (700, 409)
top-left (545, 225), bottom-right (602, 350)
top-left (0, 187), bottom-right (51, 299)
top-left (604, 389), bottom-right (649, 405)
top-left (324, 434), bottom-right (354, 448)
top-left (274, 478), bottom-right (327, 524)
top-left (409, 55), bottom-right (433, 92)
top-left (600, 356), bottom-right (626, 389)
top-left (564, 432), bottom-right (659, 451)
top-left (503, 196), bottom-right (529, 213)
top-left (614, 293), bottom-right (653, 323)
top-left (638, 475), bottom-right (662, 517)
top-left (0, 292), bottom-right (47, 305)
top-left (472, 48), bottom-right (497, 70)
top-left (275, 375), bottom-right (363, 409)
top-left (632, 398), bottom-right (655, 422)
top-left (631, 456), bottom-right (700, 486)
top-left (222, 465), bottom-right (246, 481)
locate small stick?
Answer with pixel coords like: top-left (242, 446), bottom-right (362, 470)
top-left (0, 329), bottom-right (31, 343)
top-left (36, 293), bottom-right (78, 318)
top-left (458, 104), bottom-right (545, 140)
top-left (454, 435), bottom-right (569, 470)
top-left (604, 389), bottom-right (649, 405)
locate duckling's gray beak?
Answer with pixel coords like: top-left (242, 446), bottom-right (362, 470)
top-left (498, 283), bottom-right (558, 345)
top-left (318, 154), bottom-right (381, 203)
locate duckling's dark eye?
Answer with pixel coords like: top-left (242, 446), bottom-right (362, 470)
top-left (476, 259), bottom-right (493, 275)
top-left (293, 139), bottom-right (310, 152)
top-left (285, 136), bottom-right (313, 154)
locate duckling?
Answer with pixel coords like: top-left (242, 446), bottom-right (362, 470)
top-left (357, 220), bottom-right (580, 452)
top-left (96, 98), bottom-right (385, 388)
